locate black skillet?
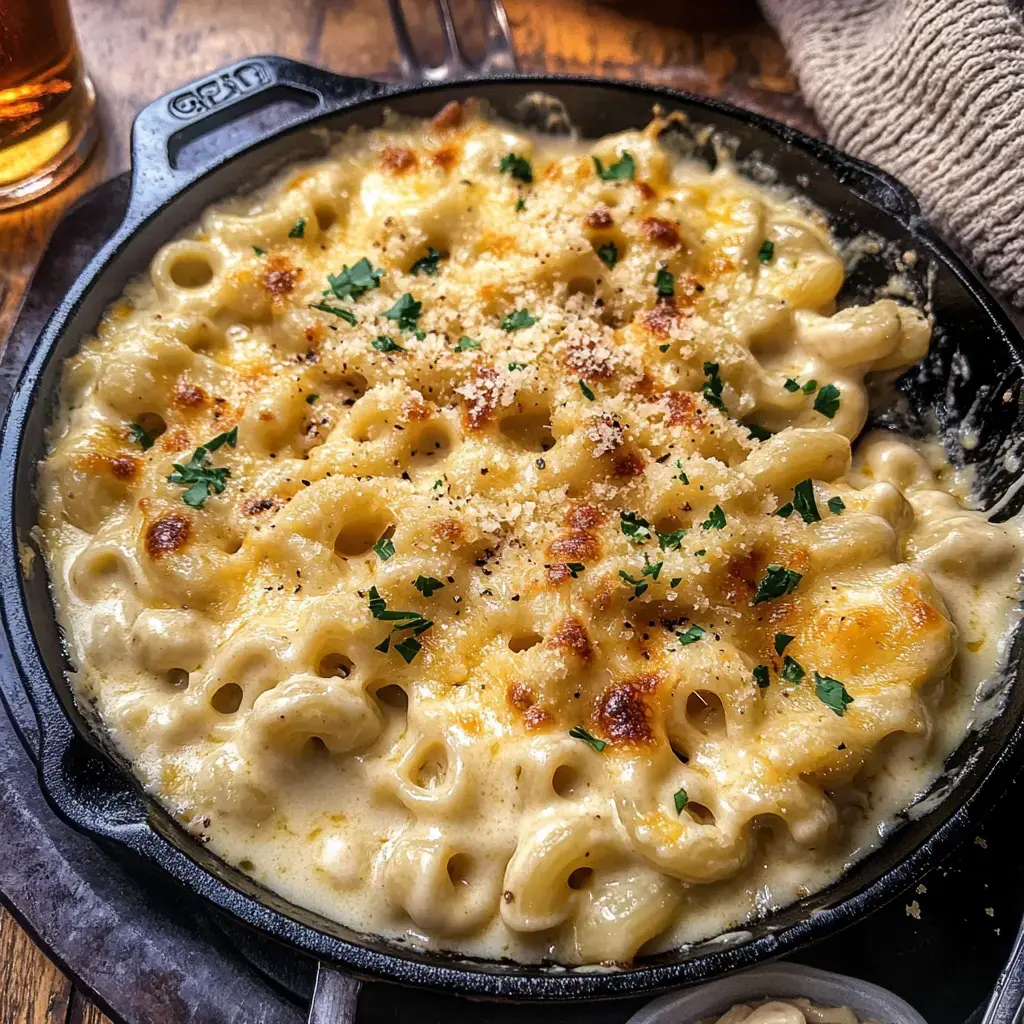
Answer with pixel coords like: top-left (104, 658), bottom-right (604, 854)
top-left (2, 54), bottom-right (1024, 1021)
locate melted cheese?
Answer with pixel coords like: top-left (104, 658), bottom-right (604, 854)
top-left (36, 101), bottom-right (1023, 965)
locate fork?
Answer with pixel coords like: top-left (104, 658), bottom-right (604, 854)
top-left (386, 0), bottom-right (518, 82)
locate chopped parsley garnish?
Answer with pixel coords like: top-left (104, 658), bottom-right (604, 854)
top-left (753, 564), bottom-right (803, 604)
top-left (384, 293), bottom-right (424, 338)
top-left (702, 505), bottom-right (727, 531)
top-left (753, 665), bottom-right (770, 689)
top-left (508, 362), bottom-right (527, 371)
top-left (394, 636), bottom-right (422, 663)
top-left (813, 383), bottom-right (841, 419)
top-left (642, 554), bottom-right (662, 580)
top-left (455, 335), bottom-right (481, 352)
top-left (657, 528), bottom-right (687, 551)
top-left (375, 636), bottom-right (391, 653)
top-left (693, 549), bottom-right (707, 557)
top-left (129, 423), bottom-right (154, 450)
top-left (566, 562), bottom-right (586, 578)
top-left (368, 587), bottom-right (420, 621)
top-left (499, 153), bottom-right (533, 183)
top-left (592, 151), bottom-right (636, 181)
top-left (432, 479), bottom-right (443, 489)
top-left (655, 267), bottom-right (675, 298)
top-left (775, 503), bottom-right (795, 518)
top-left (659, 343), bottom-right (671, 353)
top-left (676, 461), bottom-right (689, 485)
top-left (774, 632), bottom-right (794, 655)
top-left (619, 570), bottom-right (648, 599)
top-left (288, 219), bottom-right (305, 239)
top-left (252, 246), bottom-right (265, 255)
top-left (516, 197), bottom-right (526, 212)
top-left (414, 575), bottom-right (445, 597)
top-left (306, 394), bottom-right (319, 405)
top-left (373, 537), bottom-right (395, 561)
top-left (673, 787), bottom-right (689, 814)
top-left (676, 623), bottom-right (705, 646)
top-left (597, 242), bottom-right (619, 268)
top-left (702, 361), bottom-right (725, 410)
top-left (502, 308), bottom-right (537, 332)
top-left (579, 380), bottom-right (596, 401)
top-left (570, 725), bottom-right (607, 752)
top-left (784, 378), bottom-right (800, 393)
top-left (792, 479), bottom-right (821, 524)
top-left (410, 247), bottom-right (442, 276)
top-left (620, 510), bottom-right (652, 543)
top-left (758, 239), bottom-right (775, 262)
top-left (310, 302), bottom-right (357, 324)
top-left (815, 672), bottom-right (854, 716)
top-left (325, 258), bottom-right (384, 300)
top-left (168, 427), bottom-right (238, 508)
top-left (828, 496), bottom-right (846, 515)
top-left (803, 379), bottom-right (818, 394)
top-left (372, 335), bottom-right (403, 353)
top-left (781, 655), bottom-right (805, 683)
top-left (670, 577), bottom-right (682, 587)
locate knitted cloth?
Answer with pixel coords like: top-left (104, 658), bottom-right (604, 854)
top-left (759, 0), bottom-right (1024, 308)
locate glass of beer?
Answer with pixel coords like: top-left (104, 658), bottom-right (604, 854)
top-left (0, 0), bottom-right (97, 209)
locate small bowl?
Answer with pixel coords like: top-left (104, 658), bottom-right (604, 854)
top-left (626, 964), bottom-right (929, 1024)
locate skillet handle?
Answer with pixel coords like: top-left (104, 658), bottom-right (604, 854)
top-left (308, 963), bottom-right (361, 1024)
top-left (126, 55), bottom-right (387, 223)
top-left (981, 913), bottom-right (1024, 1024)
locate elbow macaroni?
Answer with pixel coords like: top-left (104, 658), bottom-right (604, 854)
top-left (36, 101), bottom-right (1023, 964)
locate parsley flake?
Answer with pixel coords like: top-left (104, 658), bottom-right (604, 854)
top-left (570, 725), bottom-right (607, 753)
top-left (620, 510), bottom-right (652, 543)
top-left (373, 335), bottom-right (403, 353)
top-left (784, 378), bottom-right (800, 393)
top-left (828, 496), bottom-right (846, 515)
top-left (414, 575), bottom-right (445, 597)
top-left (815, 672), bottom-right (854, 716)
top-left (394, 636), bottom-right (422, 663)
top-left (306, 394), bottom-right (319, 405)
top-left (499, 153), bottom-right (533, 183)
top-left (310, 302), bottom-right (357, 324)
top-left (516, 197), bottom-right (526, 212)
top-left (814, 383), bottom-right (841, 419)
top-left (781, 655), bottom-right (805, 683)
top-left (597, 241), bottom-right (619, 268)
top-left (655, 267), bottom-right (675, 297)
top-left (774, 632), bottom-right (794, 655)
top-left (670, 577), bottom-right (682, 587)
top-left (129, 423), bottom-right (154, 450)
top-left (502, 308), bottom-right (537, 332)
top-left (252, 246), bottom-right (265, 255)
top-left (676, 623), bottom-right (705, 646)
top-left (618, 570), bottom-right (648, 599)
top-left (592, 151), bottom-right (636, 181)
top-left (432, 479), bottom-right (443, 489)
top-left (288, 219), bottom-right (305, 239)
top-left (566, 562), bottom-right (586, 578)
top-left (642, 554), bottom-right (662, 581)
top-left (758, 239), bottom-right (775, 262)
top-left (775, 503), bottom-right (795, 518)
top-left (702, 505), bottom-right (726, 531)
top-left (375, 636), bottom-right (391, 653)
top-left (693, 549), bottom-right (707, 557)
top-left (325, 258), bottom-right (384, 300)
top-left (657, 528), bottom-right (687, 551)
top-left (167, 427), bottom-right (238, 508)
top-left (384, 293), bottom-right (424, 338)
top-left (753, 665), bottom-right (770, 689)
top-left (803, 379), bottom-right (818, 394)
top-left (373, 537), bottom-right (395, 561)
top-left (673, 787), bottom-right (689, 814)
top-left (676, 461), bottom-right (689, 485)
top-left (455, 335), bottom-right (481, 352)
top-left (659, 343), bottom-right (671, 353)
top-left (508, 362), bottom-right (527, 372)
top-left (753, 564), bottom-right (803, 604)
top-left (579, 380), bottom-right (596, 401)
top-left (702, 361), bottom-right (725, 410)
top-left (410, 248), bottom-right (442, 276)
top-left (792, 479), bottom-right (821, 524)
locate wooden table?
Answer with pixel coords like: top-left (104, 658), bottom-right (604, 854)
top-left (0, 2), bottom-right (810, 1020)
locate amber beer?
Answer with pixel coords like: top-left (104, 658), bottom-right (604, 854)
top-left (0, 0), bottom-right (96, 208)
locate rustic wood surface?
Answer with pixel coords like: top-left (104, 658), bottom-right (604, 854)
top-left (0, 1), bottom-right (810, 1021)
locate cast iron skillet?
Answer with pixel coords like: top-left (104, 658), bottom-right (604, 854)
top-left (2, 54), bottom-right (1024, 1015)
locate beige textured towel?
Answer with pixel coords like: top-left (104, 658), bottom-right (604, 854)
top-left (759, 0), bottom-right (1024, 308)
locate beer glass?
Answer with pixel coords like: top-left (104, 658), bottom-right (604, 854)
top-left (0, 0), bottom-right (97, 209)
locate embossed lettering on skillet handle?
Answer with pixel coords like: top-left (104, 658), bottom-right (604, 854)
top-left (125, 54), bottom-right (388, 224)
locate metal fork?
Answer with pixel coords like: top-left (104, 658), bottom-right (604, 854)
top-left (387, 0), bottom-right (518, 82)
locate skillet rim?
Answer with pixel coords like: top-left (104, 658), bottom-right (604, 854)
top-left (2, 66), bottom-right (1023, 1001)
